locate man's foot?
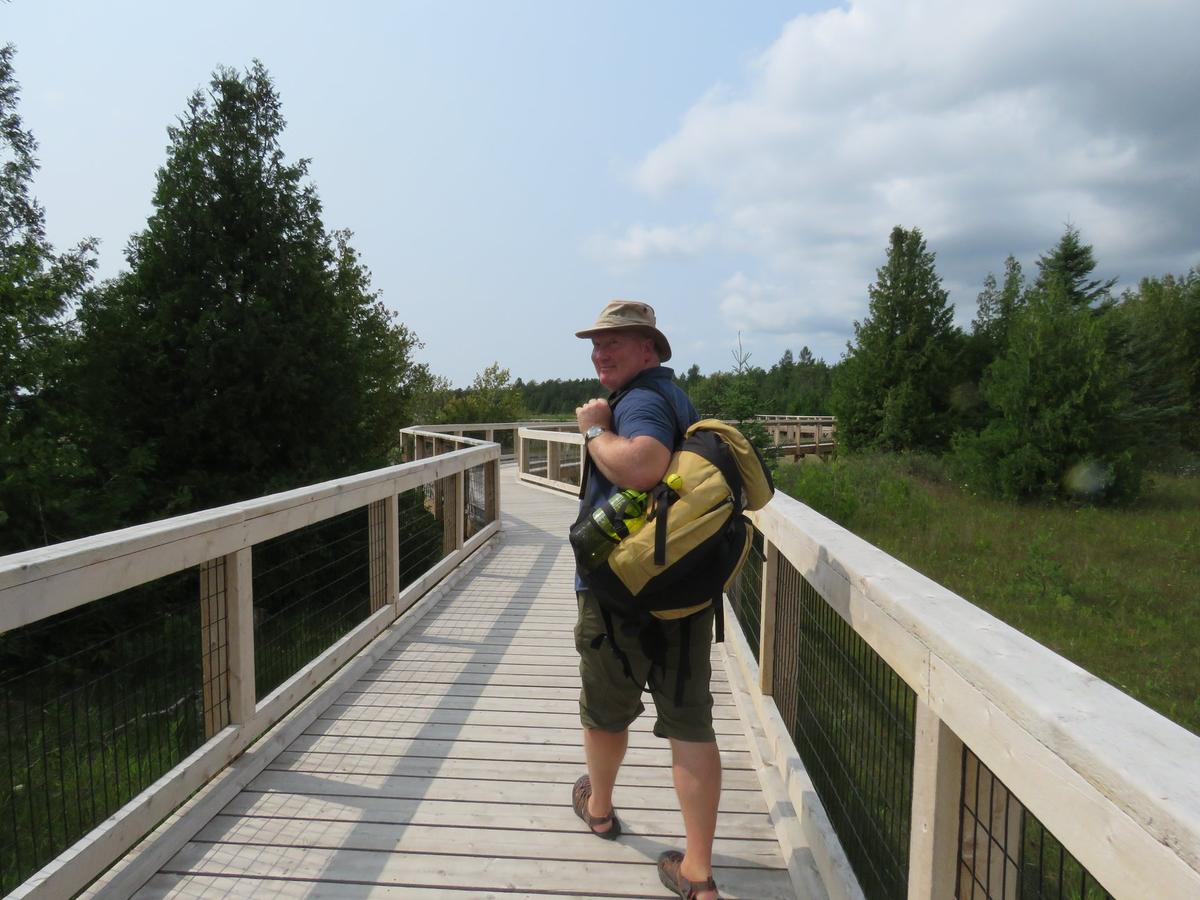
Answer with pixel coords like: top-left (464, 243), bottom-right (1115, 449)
top-left (572, 774), bottom-right (621, 840)
top-left (657, 850), bottom-right (719, 899)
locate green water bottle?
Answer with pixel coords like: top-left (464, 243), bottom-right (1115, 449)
top-left (570, 488), bottom-right (648, 571)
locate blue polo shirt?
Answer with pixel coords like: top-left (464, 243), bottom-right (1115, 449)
top-left (576, 366), bottom-right (698, 591)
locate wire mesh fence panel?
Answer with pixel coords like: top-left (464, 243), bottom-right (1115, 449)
top-left (773, 555), bottom-right (917, 900)
top-left (558, 442), bottom-right (582, 487)
top-left (252, 507), bottom-right (372, 699)
top-left (958, 749), bottom-right (1115, 900)
top-left (464, 465), bottom-right (490, 541)
top-left (526, 439), bottom-right (547, 478)
top-left (727, 527), bottom-right (765, 659)
top-left (398, 483), bottom-right (452, 593)
top-left (0, 569), bottom-right (204, 895)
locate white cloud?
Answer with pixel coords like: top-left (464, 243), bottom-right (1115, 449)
top-left (720, 272), bottom-right (855, 338)
top-left (591, 222), bottom-right (717, 266)
top-left (630, 0), bottom-right (1200, 346)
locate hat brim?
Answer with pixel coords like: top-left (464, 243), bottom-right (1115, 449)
top-left (575, 324), bottom-right (672, 362)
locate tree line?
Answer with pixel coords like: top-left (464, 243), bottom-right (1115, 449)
top-left (2, 52), bottom-right (432, 555)
top-left (833, 225), bottom-right (1198, 503)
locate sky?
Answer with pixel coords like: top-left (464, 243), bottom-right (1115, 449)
top-left (7, 0), bottom-right (1200, 387)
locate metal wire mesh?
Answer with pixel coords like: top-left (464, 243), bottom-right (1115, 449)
top-left (525, 439), bottom-right (548, 478)
top-left (773, 555), bottom-right (917, 900)
top-left (727, 526), bottom-right (765, 659)
top-left (397, 482), bottom-right (451, 593)
top-left (198, 557), bottom-right (232, 736)
top-left (958, 749), bottom-right (1114, 900)
top-left (557, 441), bottom-right (582, 487)
top-left (0, 570), bottom-right (204, 895)
top-left (252, 507), bottom-right (372, 699)
top-left (464, 465), bottom-right (490, 540)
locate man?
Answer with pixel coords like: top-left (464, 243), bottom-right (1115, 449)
top-left (571, 300), bottom-right (721, 900)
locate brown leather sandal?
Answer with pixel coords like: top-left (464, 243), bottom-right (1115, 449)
top-left (572, 774), bottom-right (621, 840)
top-left (657, 850), bottom-right (720, 899)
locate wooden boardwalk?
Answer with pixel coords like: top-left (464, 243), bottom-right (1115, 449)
top-left (134, 466), bottom-right (799, 899)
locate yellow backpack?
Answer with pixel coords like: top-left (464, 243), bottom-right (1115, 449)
top-left (573, 418), bottom-right (775, 635)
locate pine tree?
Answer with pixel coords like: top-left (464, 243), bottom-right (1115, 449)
top-left (0, 45), bottom-right (96, 552)
top-left (952, 277), bottom-right (1139, 501)
top-left (972, 255), bottom-right (1025, 352)
top-left (1033, 226), bottom-right (1116, 309)
top-left (831, 226), bottom-right (961, 451)
top-left (75, 62), bottom-right (419, 525)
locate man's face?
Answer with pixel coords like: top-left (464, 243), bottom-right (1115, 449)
top-left (591, 330), bottom-right (655, 392)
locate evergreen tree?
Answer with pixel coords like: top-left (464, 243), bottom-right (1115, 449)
top-left (74, 62), bottom-right (419, 526)
top-left (1113, 270), bottom-right (1200, 455)
top-left (1033, 226), bottom-right (1116, 309)
top-left (0, 45), bottom-right (97, 553)
top-left (831, 226), bottom-right (961, 451)
top-left (972, 255), bottom-right (1025, 352)
top-left (952, 277), bottom-right (1139, 501)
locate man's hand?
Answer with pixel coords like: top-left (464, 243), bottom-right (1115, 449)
top-left (576, 398), bottom-right (612, 435)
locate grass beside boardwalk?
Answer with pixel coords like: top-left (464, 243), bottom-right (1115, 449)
top-left (773, 454), bottom-right (1200, 736)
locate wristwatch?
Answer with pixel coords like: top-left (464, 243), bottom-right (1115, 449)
top-left (584, 425), bottom-right (605, 444)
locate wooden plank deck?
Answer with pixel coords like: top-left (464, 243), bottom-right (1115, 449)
top-left (135, 466), bottom-right (801, 899)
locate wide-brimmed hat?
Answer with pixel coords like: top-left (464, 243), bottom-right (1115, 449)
top-left (575, 299), bottom-right (672, 362)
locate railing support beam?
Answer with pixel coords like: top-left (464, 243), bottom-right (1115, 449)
top-left (758, 539), bottom-right (778, 696)
top-left (908, 699), bottom-right (963, 900)
top-left (226, 547), bottom-right (256, 724)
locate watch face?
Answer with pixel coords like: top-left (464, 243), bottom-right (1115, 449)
top-left (587, 426), bottom-right (603, 440)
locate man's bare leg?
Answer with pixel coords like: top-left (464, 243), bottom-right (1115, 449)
top-left (670, 737), bottom-right (722, 898)
top-left (583, 727), bottom-right (628, 831)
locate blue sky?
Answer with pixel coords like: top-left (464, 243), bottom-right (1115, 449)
top-left (8, 1), bottom-right (1200, 387)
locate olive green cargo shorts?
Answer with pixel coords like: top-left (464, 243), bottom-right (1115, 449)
top-left (574, 591), bottom-right (716, 743)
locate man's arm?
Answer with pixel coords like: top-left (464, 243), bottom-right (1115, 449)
top-left (576, 398), bottom-right (671, 492)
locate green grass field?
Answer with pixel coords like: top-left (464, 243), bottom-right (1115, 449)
top-left (774, 454), bottom-right (1200, 735)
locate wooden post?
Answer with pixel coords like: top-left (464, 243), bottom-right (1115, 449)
top-left (199, 558), bottom-right (230, 737)
top-left (547, 439), bottom-right (561, 484)
top-left (908, 700), bottom-right (965, 900)
top-left (516, 431), bottom-right (526, 475)
top-left (225, 547), bottom-right (256, 725)
top-left (441, 473), bottom-right (458, 557)
top-left (485, 428), bottom-right (495, 443)
top-left (455, 471), bottom-right (466, 551)
top-left (758, 539), bottom-right (778, 695)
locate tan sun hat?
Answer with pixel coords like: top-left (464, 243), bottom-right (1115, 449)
top-left (575, 299), bottom-right (672, 362)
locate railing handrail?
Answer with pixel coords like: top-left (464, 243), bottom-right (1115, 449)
top-left (4, 428), bottom-right (504, 899)
top-left (403, 420), bottom-right (575, 433)
top-left (0, 437), bottom-right (496, 636)
top-left (518, 426), bottom-right (584, 443)
top-left (748, 490), bottom-right (1200, 897)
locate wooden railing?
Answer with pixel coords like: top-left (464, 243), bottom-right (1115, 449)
top-left (520, 425), bottom-right (1200, 899)
top-left (402, 420), bottom-right (574, 461)
top-left (516, 425), bottom-right (583, 493)
top-left (755, 415), bottom-right (838, 459)
top-left (0, 432), bottom-right (500, 899)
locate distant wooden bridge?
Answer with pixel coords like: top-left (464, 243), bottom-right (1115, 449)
top-left (1, 423), bottom-right (1197, 899)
